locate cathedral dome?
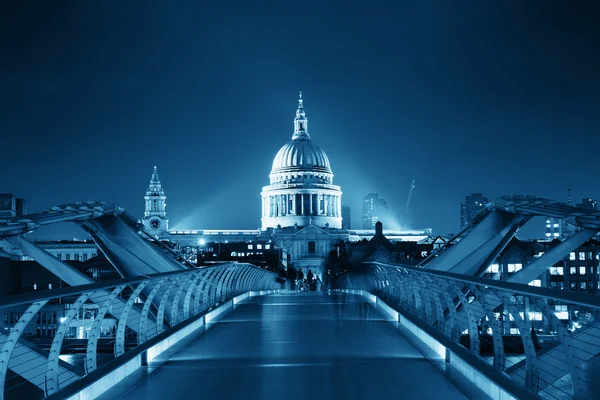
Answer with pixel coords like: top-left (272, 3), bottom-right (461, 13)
top-left (261, 92), bottom-right (342, 230)
top-left (271, 138), bottom-right (332, 175)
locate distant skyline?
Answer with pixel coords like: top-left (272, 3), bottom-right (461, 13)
top-left (2, 2), bottom-right (599, 239)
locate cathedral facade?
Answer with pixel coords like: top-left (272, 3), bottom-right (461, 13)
top-left (143, 94), bottom-right (428, 279)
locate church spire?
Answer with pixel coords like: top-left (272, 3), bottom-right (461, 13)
top-left (293, 91), bottom-right (310, 140)
top-left (150, 166), bottom-right (161, 185)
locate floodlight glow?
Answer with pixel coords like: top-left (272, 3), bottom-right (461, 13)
top-left (199, 239), bottom-right (206, 246)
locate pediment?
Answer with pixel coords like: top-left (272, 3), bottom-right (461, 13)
top-left (294, 225), bottom-right (330, 237)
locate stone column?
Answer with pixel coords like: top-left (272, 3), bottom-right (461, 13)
top-left (332, 195), bottom-right (336, 217)
top-left (291, 194), bottom-right (295, 215)
top-left (279, 195), bottom-right (283, 216)
top-left (282, 194), bottom-right (286, 215)
top-left (309, 193), bottom-right (313, 216)
top-left (300, 194), bottom-right (304, 216)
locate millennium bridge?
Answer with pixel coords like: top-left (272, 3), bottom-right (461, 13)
top-left (1, 196), bottom-right (600, 399)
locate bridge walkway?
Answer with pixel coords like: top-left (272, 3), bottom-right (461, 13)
top-left (100, 293), bottom-right (488, 400)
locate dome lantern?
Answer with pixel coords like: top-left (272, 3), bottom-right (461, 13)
top-left (292, 91), bottom-right (310, 140)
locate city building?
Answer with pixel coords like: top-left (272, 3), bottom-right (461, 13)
top-left (481, 237), bottom-right (600, 333)
top-left (0, 254), bottom-right (120, 339)
top-left (341, 206), bottom-right (351, 229)
top-left (145, 94), bottom-right (431, 280)
top-left (362, 193), bottom-right (388, 229)
top-left (577, 198), bottom-right (597, 210)
top-left (0, 194), bottom-right (26, 218)
top-left (0, 94), bottom-right (431, 287)
top-left (142, 166), bottom-right (169, 236)
top-left (460, 193), bottom-right (488, 229)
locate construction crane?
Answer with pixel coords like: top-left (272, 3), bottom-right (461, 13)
top-left (404, 179), bottom-right (416, 216)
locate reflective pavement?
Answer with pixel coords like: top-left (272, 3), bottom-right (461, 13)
top-left (103, 293), bottom-right (488, 399)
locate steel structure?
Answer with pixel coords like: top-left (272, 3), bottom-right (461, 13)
top-left (421, 196), bottom-right (600, 279)
top-left (2, 197), bottom-right (600, 399)
top-left (0, 265), bottom-right (280, 399)
top-left (337, 261), bottom-right (600, 399)
top-left (0, 201), bottom-right (281, 397)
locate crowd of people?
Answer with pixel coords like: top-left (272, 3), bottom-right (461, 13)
top-left (287, 267), bottom-right (323, 292)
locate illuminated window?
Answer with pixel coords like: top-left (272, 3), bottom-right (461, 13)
top-left (580, 266), bottom-right (586, 275)
top-left (265, 244), bottom-right (271, 250)
top-left (529, 279), bottom-right (541, 287)
top-left (33, 282), bottom-right (37, 290)
top-left (570, 281), bottom-right (577, 290)
top-left (550, 267), bottom-right (564, 276)
top-left (529, 311), bottom-right (542, 321)
top-left (570, 267), bottom-right (577, 275)
top-left (510, 328), bottom-right (520, 335)
top-left (579, 252), bottom-right (586, 261)
top-left (555, 305), bottom-right (568, 319)
top-left (248, 244), bottom-right (253, 250)
top-left (487, 264), bottom-right (499, 273)
top-left (570, 252), bottom-right (576, 261)
top-left (257, 244), bottom-right (262, 250)
top-left (580, 281), bottom-right (587, 290)
top-left (553, 223), bottom-right (559, 228)
top-left (507, 263), bottom-right (522, 273)
top-left (48, 282), bottom-right (52, 289)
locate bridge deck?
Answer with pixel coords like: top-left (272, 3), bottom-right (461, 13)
top-left (102, 293), bottom-right (487, 399)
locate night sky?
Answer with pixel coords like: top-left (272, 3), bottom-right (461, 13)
top-left (1, 2), bottom-right (599, 238)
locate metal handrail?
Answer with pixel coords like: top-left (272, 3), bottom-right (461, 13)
top-left (0, 263), bottom-right (281, 400)
top-left (0, 263), bottom-right (275, 310)
top-left (366, 261), bottom-right (600, 309)
top-left (339, 261), bottom-right (600, 399)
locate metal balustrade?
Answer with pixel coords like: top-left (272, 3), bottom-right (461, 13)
top-left (335, 261), bottom-right (600, 400)
top-left (0, 263), bottom-right (280, 400)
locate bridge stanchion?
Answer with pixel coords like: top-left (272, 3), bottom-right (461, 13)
top-left (450, 283), bottom-right (480, 356)
top-left (169, 277), bottom-right (188, 327)
top-left (193, 270), bottom-right (214, 314)
top-left (182, 272), bottom-right (204, 321)
top-left (156, 277), bottom-right (182, 335)
top-left (502, 299), bottom-right (539, 392)
top-left (45, 292), bottom-right (92, 396)
top-left (139, 278), bottom-right (168, 345)
top-left (533, 297), bottom-right (587, 399)
top-left (115, 282), bottom-right (150, 358)
top-left (470, 285), bottom-right (506, 371)
top-left (85, 286), bottom-right (126, 374)
top-left (0, 301), bottom-right (48, 400)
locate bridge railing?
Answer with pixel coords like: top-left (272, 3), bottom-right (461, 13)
top-left (336, 261), bottom-right (600, 400)
top-left (0, 263), bottom-right (280, 400)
